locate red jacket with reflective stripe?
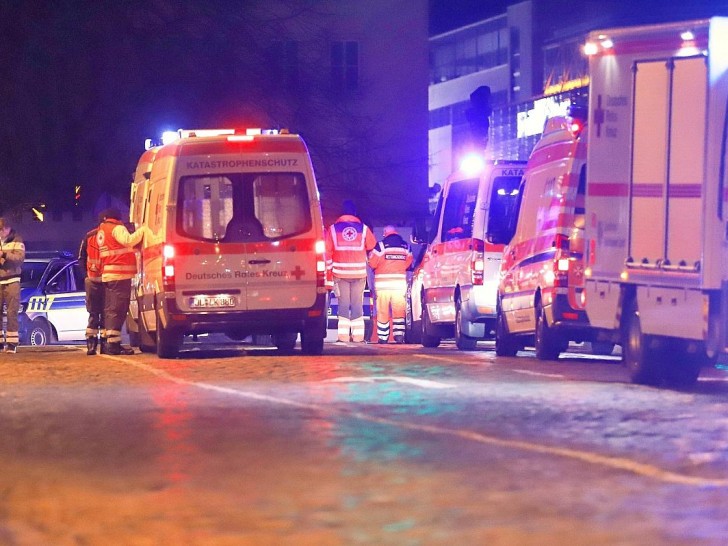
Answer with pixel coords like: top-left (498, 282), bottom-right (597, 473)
top-left (81, 228), bottom-right (102, 280)
top-left (98, 219), bottom-right (137, 281)
top-left (324, 215), bottom-right (376, 279)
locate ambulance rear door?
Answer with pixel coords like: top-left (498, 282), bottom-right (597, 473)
top-left (243, 171), bottom-right (319, 311)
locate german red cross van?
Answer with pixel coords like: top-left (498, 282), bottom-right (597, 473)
top-left (409, 158), bottom-right (525, 350)
top-left (129, 128), bottom-right (328, 357)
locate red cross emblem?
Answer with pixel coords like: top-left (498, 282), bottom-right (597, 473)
top-left (342, 226), bottom-right (357, 241)
top-left (291, 265), bottom-right (305, 280)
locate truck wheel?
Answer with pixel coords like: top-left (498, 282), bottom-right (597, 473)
top-left (420, 302), bottom-right (441, 348)
top-left (622, 298), bottom-right (661, 385)
top-left (535, 301), bottom-right (564, 360)
top-left (455, 300), bottom-right (477, 351)
top-left (28, 320), bottom-right (52, 346)
top-left (274, 333), bottom-right (297, 354)
top-left (301, 329), bottom-right (324, 355)
top-left (661, 338), bottom-right (701, 388)
top-left (495, 307), bottom-right (518, 357)
top-left (156, 317), bottom-right (181, 359)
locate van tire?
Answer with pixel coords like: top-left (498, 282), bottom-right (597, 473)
top-left (156, 318), bottom-right (181, 359)
top-left (535, 301), bottom-right (564, 360)
top-left (138, 317), bottom-right (156, 353)
top-left (301, 330), bottom-right (324, 355)
top-left (661, 338), bottom-right (701, 388)
top-left (622, 298), bottom-right (661, 385)
top-left (274, 333), bottom-right (297, 354)
top-left (421, 302), bottom-right (441, 348)
top-left (455, 301), bottom-right (477, 351)
top-left (495, 307), bottom-right (518, 357)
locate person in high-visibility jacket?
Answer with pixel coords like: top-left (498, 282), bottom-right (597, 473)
top-left (325, 200), bottom-right (376, 342)
top-left (78, 218), bottom-right (103, 355)
top-left (97, 208), bottom-right (146, 355)
top-left (368, 225), bottom-right (412, 344)
top-left (0, 217), bottom-right (25, 353)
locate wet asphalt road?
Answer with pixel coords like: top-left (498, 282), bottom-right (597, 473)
top-left (1, 338), bottom-right (728, 545)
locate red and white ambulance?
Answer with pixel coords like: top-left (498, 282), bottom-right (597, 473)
top-left (580, 17), bottom-right (728, 386)
top-left (129, 128), bottom-right (328, 357)
top-left (495, 113), bottom-right (593, 360)
top-left (409, 158), bottom-right (525, 349)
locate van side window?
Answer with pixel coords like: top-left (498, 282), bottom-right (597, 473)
top-left (441, 178), bottom-right (479, 241)
top-left (429, 191), bottom-right (444, 244)
top-left (487, 175), bottom-right (522, 243)
top-left (574, 166), bottom-right (586, 228)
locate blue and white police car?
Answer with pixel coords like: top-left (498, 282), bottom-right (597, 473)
top-left (17, 251), bottom-right (88, 346)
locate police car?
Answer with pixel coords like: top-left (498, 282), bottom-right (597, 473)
top-left (17, 251), bottom-right (88, 346)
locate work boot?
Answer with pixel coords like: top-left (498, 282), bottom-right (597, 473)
top-left (378, 339), bottom-right (388, 344)
top-left (5, 344), bottom-right (17, 354)
top-left (105, 342), bottom-right (134, 355)
top-left (86, 337), bottom-right (98, 356)
top-left (394, 335), bottom-right (405, 344)
top-left (99, 338), bottom-right (108, 354)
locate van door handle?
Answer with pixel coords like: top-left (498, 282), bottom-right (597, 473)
top-left (248, 259), bottom-right (271, 265)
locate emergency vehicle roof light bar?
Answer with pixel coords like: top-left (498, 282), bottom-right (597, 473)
top-left (460, 153), bottom-right (486, 176)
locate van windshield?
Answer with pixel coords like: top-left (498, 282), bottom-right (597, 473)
top-left (178, 172), bottom-right (311, 242)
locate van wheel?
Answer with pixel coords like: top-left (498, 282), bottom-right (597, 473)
top-left (535, 301), bottom-right (564, 360)
top-left (622, 298), bottom-right (661, 385)
top-left (421, 302), bottom-right (441, 348)
top-left (138, 317), bottom-right (156, 353)
top-left (495, 306), bottom-right (518, 357)
top-left (455, 300), bottom-right (477, 351)
top-left (156, 318), bottom-right (181, 359)
top-left (274, 333), bottom-right (297, 354)
top-left (301, 330), bottom-right (324, 355)
top-left (405, 302), bottom-right (421, 345)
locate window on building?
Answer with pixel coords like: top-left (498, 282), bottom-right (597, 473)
top-left (331, 41), bottom-right (359, 91)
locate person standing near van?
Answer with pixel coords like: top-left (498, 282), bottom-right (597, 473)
top-left (97, 208), bottom-right (146, 355)
top-left (368, 225), bottom-right (412, 344)
top-left (325, 200), bottom-right (376, 342)
top-left (0, 217), bottom-right (25, 353)
top-left (78, 217), bottom-right (104, 355)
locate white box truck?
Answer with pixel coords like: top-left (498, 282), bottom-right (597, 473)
top-left (582, 17), bottom-right (728, 385)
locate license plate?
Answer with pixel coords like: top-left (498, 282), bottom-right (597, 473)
top-left (189, 295), bottom-right (237, 309)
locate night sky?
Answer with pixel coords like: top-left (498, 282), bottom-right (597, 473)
top-left (3, 0), bottom-right (728, 216)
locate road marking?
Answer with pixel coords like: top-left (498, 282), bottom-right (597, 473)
top-left (99, 352), bottom-right (728, 488)
top-left (513, 369), bottom-right (565, 379)
top-left (414, 353), bottom-right (491, 365)
top-left (323, 376), bottom-right (455, 389)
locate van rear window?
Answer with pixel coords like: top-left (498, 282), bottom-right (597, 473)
top-left (178, 172), bottom-right (311, 242)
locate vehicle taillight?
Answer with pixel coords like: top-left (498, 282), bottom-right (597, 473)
top-left (471, 239), bottom-right (485, 286)
top-left (315, 239), bottom-right (328, 289)
top-left (163, 244), bottom-right (175, 291)
top-left (553, 234), bottom-right (570, 287)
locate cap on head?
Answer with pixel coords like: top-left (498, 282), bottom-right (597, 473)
top-left (383, 225), bottom-right (397, 237)
top-left (341, 200), bottom-right (356, 216)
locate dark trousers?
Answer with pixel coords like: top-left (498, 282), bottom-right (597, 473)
top-left (85, 277), bottom-right (104, 340)
top-left (103, 279), bottom-right (131, 345)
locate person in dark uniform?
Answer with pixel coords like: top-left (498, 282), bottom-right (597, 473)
top-left (78, 215), bottom-right (104, 355)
